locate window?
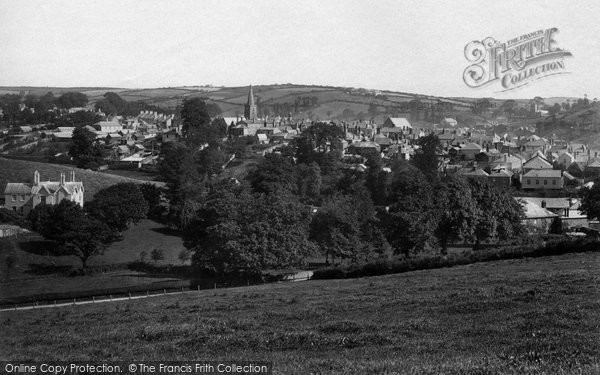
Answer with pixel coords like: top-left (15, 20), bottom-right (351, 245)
top-left (544, 180), bottom-right (547, 185)
top-left (20, 194), bottom-right (25, 201)
top-left (12, 206), bottom-right (16, 212)
top-left (527, 179), bottom-right (531, 184)
top-left (20, 207), bottom-right (23, 213)
top-left (536, 180), bottom-right (539, 185)
top-left (11, 195), bottom-right (16, 201)
top-left (41, 196), bottom-right (46, 204)
top-left (553, 180), bottom-right (557, 185)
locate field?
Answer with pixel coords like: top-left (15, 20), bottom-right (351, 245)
top-left (0, 158), bottom-right (162, 201)
top-left (1, 251), bottom-right (598, 373)
top-left (0, 220), bottom-right (187, 301)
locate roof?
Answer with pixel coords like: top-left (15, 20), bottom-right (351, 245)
top-left (523, 169), bottom-right (562, 178)
top-left (523, 155), bottom-right (552, 169)
top-left (519, 197), bottom-right (571, 209)
top-left (519, 199), bottom-right (558, 219)
top-left (458, 168), bottom-right (489, 177)
top-left (383, 117), bottom-right (412, 129)
top-left (350, 141), bottom-right (381, 149)
top-left (4, 183), bottom-right (32, 195)
top-left (460, 142), bottom-right (483, 151)
top-left (489, 170), bottom-right (513, 178)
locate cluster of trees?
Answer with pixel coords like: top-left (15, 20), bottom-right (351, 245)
top-left (28, 182), bottom-right (161, 271)
top-left (157, 99), bottom-right (525, 275)
top-left (0, 91), bottom-right (90, 125)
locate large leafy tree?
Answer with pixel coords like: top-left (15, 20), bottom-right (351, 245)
top-left (181, 98), bottom-right (224, 147)
top-left (467, 178), bottom-right (525, 247)
top-left (69, 126), bottom-right (103, 168)
top-left (186, 181), bottom-right (315, 274)
top-left (579, 178), bottom-right (600, 221)
top-left (28, 200), bottom-right (117, 271)
top-left (57, 92), bottom-right (88, 109)
top-left (412, 133), bottom-right (442, 179)
top-left (434, 175), bottom-right (478, 254)
top-left (86, 183), bottom-right (149, 231)
top-left (384, 161), bottom-right (438, 257)
top-left (247, 153), bottom-right (298, 195)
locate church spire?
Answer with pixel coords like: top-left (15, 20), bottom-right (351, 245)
top-left (244, 84), bottom-right (258, 121)
top-left (247, 84), bottom-right (255, 107)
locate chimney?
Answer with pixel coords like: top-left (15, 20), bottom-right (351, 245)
top-left (60, 173), bottom-right (65, 185)
top-left (34, 170), bottom-right (40, 185)
top-left (541, 200), bottom-right (546, 208)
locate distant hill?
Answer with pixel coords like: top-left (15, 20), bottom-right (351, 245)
top-left (1, 84), bottom-right (487, 124)
top-left (0, 158), bottom-right (161, 202)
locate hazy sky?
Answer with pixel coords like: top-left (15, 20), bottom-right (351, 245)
top-left (1, 0), bottom-right (599, 99)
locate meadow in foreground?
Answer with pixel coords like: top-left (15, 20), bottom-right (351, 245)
top-left (1, 252), bottom-right (599, 374)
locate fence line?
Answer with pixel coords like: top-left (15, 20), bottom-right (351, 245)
top-left (0, 275), bottom-right (312, 312)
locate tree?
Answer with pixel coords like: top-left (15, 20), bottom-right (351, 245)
top-left (247, 153), bottom-right (298, 195)
top-left (86, 183), bottom-right (149, 231)
top-left (434, 175), bottom-right (478, 254)
top-left (178, 249), bottom-right (192, 265)
top-left (57, 92), bottom-right (88, 109)
top-left (28, 200), bottom-right (117, 271)
top-left (158, 141), bottom-right (200, 202)
top-left (139, 183), bottom-right (165, 219)
top-left (579, 179), bottom-right (600, 221)
top-left (151, 248), bottom-right (165, 264)
top-left (181, 98), bottom-right (220, 146)
top-left (383, 161), bottom-right (438, 257)
top-left (195, 145), bottom-right (228, 177)
top-left (412, 133), bottom-right (442, 179)
top-left (69, 126), bottom-right (103, 169)
top-left (187, 181), bottom-right (315, 274)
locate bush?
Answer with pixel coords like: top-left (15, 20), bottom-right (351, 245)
top-left (312, 238), bottom-right (600, 280)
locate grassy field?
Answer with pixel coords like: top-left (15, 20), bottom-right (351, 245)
top-left (0, 220), bottom-right (187, 300)
top-left (1, 252), bottom-right (598, 373)
top-left (0, 158), bottom-right (162, 201)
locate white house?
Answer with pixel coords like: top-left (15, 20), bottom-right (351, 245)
top-left (3, 171), bottom-right (84, 215)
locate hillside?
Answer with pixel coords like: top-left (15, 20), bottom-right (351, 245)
top-left (2, 252), bottom-right (598, 373)
top-left (0, 84), bottom-right (484, 123)
top-left (0, 158), bottom-right (162, 201)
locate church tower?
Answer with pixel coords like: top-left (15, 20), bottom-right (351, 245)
top-left (244, 85), bottom-right (258, 122)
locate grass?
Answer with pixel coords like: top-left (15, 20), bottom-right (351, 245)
top-left (0, 220), bottom-right (187, 300)
top-left (0, 158), bottom-right (161, 202)
top-left (1, 251), bottom-right (599, 373)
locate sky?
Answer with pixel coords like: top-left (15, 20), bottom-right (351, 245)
top-left (1, 0), bottom-right (599, 99)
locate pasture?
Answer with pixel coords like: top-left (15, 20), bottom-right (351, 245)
top-left (1, 251), bottom-right (598, 374)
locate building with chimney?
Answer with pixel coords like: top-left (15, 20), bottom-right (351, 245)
top-left (3, 171), bottom-right (84, 215)
top-left (244, 85), bottom-right (258, 122)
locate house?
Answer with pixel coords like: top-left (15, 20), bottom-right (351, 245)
top-left (490, 154), bottom-right (524, 172)
top-left (382, 117), bottom-right (412, 132)
top-left (475, 149), bottom-right (501, 165)
top-left (3, 171), bottom-right (84, 215)
top-left (519, 198), bottom-right (558, 234)
top-left (457, 168), bottom-right (489, 179)
top-left (348, 141), bottom-right (381, 155)
top-left (95, 120), bottom-right (123, 134)
top-left (458, 143), bottom-right (482, 160)
top-left (522, 154), bottom-right (552, 173)
top-left (567, 161), bottom-right (587, 178)
top-left (488, 170), bottom-right (513, 189)
top-left (522, 169), bottom-right (563, 190)
top-left (519, 197), bottom-right (589, 231)
top-left (440, 118), bottom-right (457, 127)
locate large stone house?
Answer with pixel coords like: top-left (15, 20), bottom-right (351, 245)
top-left (3, 171), bottom-right (84, 215)
top-left (522, 169), bottom-right (564, 190)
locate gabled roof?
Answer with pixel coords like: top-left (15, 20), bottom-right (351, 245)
top-left (523, 155), bottom-right (552, 169)
top-left (519, 199), bottom-right (557, 219)
top-left (383, 117), bottom-right (412, 128)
